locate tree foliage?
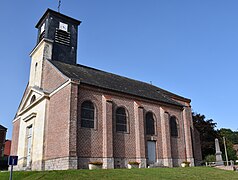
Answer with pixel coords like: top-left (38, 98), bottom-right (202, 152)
top-left (219, 128), bottom-right (238, 144)
top-left (218, 128), bottom-right (238, 161)
top-left (193, 112), bottom-right (238, 161)
top-left (192, 112), bottom-right (219, 159)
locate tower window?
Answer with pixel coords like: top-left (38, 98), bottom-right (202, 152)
top-left (39, 23), bottom-right (45, 42)
top-left (146, 112), bottom-right (155, 135)
top-left (170, 116), bottom-right (178, 137)
top-left (116, 107), bottom-right (128, 132)
top-left (81, 101), bottom-right (95, 128)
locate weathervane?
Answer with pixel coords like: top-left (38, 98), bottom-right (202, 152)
top-left (58, 0), bottom-right (61, 13)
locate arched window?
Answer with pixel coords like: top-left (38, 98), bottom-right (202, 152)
top-left (146, 112), bottom-right (155, 135)
top-left (116, 107), bottom-right (127, 132)
top-left (30, 95), bottom-right (36, 104)
top-left (170, 116), bottom-right (178, 137)
top-left (81, 101), bottom-right (95, 128)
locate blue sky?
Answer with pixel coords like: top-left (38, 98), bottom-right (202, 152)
top-left (1, 0), bottom-right (238, 138)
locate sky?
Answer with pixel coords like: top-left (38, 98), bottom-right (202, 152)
top-left (1, 0), bottom-right (238, 139)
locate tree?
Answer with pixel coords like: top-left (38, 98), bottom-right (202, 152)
top-left (192, 112), bottom-right (219, 159)
top-left (218, 128), bottom-right (238, 161)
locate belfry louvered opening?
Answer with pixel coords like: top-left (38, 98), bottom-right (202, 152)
top-left (55, 29), bottom-right (70, 46)
top-left (39, 30), bottom-right (45, 42)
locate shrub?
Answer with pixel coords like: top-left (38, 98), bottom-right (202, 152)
top-left (128, 161), bottom-right (140, 165)
top-left (181, 161), bottom-right (190, 167)
top-left (205, 155), bottom-right (216, 162)
top-left (0, 157), bottom-right (8, 170)
top-left (88, 162), bottom-right (103, 165)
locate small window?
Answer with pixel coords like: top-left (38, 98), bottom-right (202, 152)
top-left (146, 112), bottom-right (155, 135)
top-left (30, 95), bottom-right (36, 104)
top-left (116, 107), bottom-right (127, 132)
top-left (170, 116), bottom-right (178, 137)
top-left (81, 101), bottom-right (95, 128)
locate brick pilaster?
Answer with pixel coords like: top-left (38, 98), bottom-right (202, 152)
top-left (102, 97), bottom-right (114, 169)
top-left (135, 104), bottom-right (146, 168)
top-left (68, 82), bottom-right (79, 169)
top-left (160, 108), bottom-right (173, 167)
top-left (183, 106), bottom-right (195, 166)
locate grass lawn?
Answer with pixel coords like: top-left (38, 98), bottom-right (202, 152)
top-left (0, 167), bottom-right (237, 180)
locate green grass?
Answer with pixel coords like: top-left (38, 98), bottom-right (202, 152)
top-left (0, 167), bottom-right (237, 180)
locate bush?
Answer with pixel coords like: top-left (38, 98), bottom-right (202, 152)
top-left (182, 161), bottom-right (190, 167)
top-left (88, 162), bottom-right (103, 165)
top-left (128, 162), bottom-right (140, 165)
top-left (205, 155), bottom-right (216, 162)
top-left (0, 156), bottom-right (8, 170)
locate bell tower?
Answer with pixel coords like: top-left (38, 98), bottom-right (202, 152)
top-left (29, 9), bottom-right (81, 87)
top-left (35, 9), bottom-right (81, 64)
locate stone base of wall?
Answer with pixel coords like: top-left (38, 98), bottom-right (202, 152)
top-left (114, 158), bottom-right (146, 168)
top-left (10, 157), bottom-right (192, 170)
top-left (103, 158), bottom-right (114, 169)
top-left (44, 156), bottom-right (77, 170)
top-left (78, 157), bottom-right (104, 169)
top-left (172, 158), bottom-right (184, 167)
top-left (163, 158), bottom-right (173, 167)
top-left (172, 158), bottom-right (191, 167)
top-left (186, 157), bottom-right (195, 167)
top-left (137, 158), bottom-right (147, 168)
top-left (32, 160), bottom-right (44, 170)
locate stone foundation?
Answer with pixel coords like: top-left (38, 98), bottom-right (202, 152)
top-left (103, 158), bottom-right (114, 169)
top-left (78, 157), bottom-right (104, 169)
top-left (44, 156), bottom-right (77, 170)
top-left (186, 157), bottom-right (195, 166)
top-left (163, 158), bottom-right (173, 167)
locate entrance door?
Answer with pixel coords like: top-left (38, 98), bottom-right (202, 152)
top-left (147, 141), bottom-right (156, 165)
top-left (26, 126), bottom-right (32, 167)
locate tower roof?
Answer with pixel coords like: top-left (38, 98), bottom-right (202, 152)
top-left (36, 8), bottom-right (81, 28)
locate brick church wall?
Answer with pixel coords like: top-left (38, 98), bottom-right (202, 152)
top-left (112, 97), bottom-right (136, 159)
top-left (162, 106), bottom-right (186, 166)
top-left (77, 85), bottom-right (189, 168)
top-left (41, 60), bottom-right (68, 93)
top-left (44, 84), bottom-right (71, 160)
top-left (77, 88), bottom-right (104, 157)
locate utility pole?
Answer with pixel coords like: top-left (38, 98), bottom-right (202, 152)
top-left (223, 137), bottom-right (229, 166)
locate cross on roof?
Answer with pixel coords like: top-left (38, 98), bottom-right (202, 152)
top-left (58, 0), bottom-right (61, 13)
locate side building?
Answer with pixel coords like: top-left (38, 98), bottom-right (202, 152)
top-left (0, 125), bottom-right (7, 157)
top-left (10, 9), bottom-right (201, 170)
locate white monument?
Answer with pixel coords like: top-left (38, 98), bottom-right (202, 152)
top-left (215, 138), bottom-right (224, 166)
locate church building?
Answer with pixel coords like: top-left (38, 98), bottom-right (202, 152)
top-left (11, 9), bottom-right (199, 170)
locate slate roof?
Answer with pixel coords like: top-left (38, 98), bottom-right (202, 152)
top-left (51, 61), bottom-right (190, 107)
top-left (0, 125), bottom-right (7, 130)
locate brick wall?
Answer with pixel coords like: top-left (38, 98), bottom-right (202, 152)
top-left (10, 120), bottom-right (20, 156)
top-left (44, 84), bottom-right (71, 160)
top-left (4, 140), bottom-right (11, 156)
top-left (77, 88), bottom-right (104, 158)
top-left (77, 85), bottom-right (192, 167)
top-left (41, 60), bottom-right (68, 92)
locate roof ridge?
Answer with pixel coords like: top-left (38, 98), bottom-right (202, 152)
top-left (71, 62), bottom-right (189, 101)
top-left (61, 62), bottom-right (170, 91)
top-left (51, 61), bottom-right (187, 106)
